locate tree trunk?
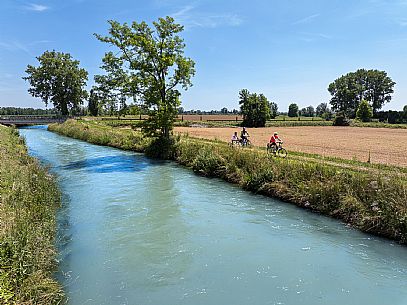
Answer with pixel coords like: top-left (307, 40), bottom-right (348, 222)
top-left (61, 101), bottom-right (69, 116)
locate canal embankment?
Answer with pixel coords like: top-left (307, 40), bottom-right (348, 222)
top-left (0, 125), bottom-right (63, 304)
top-left (49, 119), bottom-right (407, 244)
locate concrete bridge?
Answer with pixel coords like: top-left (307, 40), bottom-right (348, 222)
top-left (0, 115), bottom-right (68, 126)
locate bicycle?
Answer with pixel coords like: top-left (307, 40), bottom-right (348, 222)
top-left (229, 139), bottom-right (241, 147)
top-left (267, 142), bottom-right (287, 158)
top-left (240, 137), bottom-right (251, 147)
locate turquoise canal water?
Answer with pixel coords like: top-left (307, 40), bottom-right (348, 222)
top-left (20, 126), bottom-right (407, 305)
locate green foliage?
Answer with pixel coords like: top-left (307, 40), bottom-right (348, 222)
top-left (239, 89), bottom-right (271, 127)
top-left (300, 105), bottom-right (315, 117)
top-left (23, 50), bottom-right (88, 115)
top-left (95, 16), bottom-right (195, 138)
top-left (356, 100), bottom-right (373, 122)
top-left (0, 126), bottom-right (64, 304)
top-left (328, 69), bottom-right (395, 118)
top-left (88, 89), bottom-right (100, 116)
top-left (333, 111), bottom-right (350, 126)
top-left (316, 103), bottom-right (329, 116)
top-left (288, 103), bottom-right (299, 117)
top-left (269, 102), bottom-right (278, 119)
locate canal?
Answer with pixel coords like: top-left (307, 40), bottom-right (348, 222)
top-left (20, 126), bottom-right (407, 305)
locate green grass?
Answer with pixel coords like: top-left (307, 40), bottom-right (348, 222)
top-left (0, 125), bottom-right (64, 305)
top-left (350, 121), bottom-right (407, 129)
top-left (49, 120), bottom-right (407, 244)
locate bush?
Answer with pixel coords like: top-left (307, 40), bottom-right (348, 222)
top-left (333, 111), bottom-right (350, 126)
top-left (356, 100), bottom-right (373, 122)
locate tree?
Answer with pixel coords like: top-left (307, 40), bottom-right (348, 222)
top-left (221, 107), bottom-right (228, 114)
top-left (356, 100), bottom-right (373, 122)
top-left (288, 103), bottom-right (299, 117)
top-left (95, 17), bottom-right (195, 138)
top-left (23, 50), bottom-right (88, 115)
top-left (304, 105), bottom-right (315, 117)
top-left (328, 69), bottom-right (395, 118)
top-left (239, 89), bottom-right (270, 127)
top-left (88, 89), bottom-right (100, 116)
top-left (316, 103), bottom-right (329, 117)
top-left (269, 101), bottom-right (278, 119)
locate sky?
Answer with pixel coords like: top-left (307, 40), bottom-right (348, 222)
top-left (1, 0), bottom-right (407, 111)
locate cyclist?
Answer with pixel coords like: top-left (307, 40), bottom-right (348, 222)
top-left (268, 131), bottom-right (282, 151)
top-left (231, 131), bottom-right (240, 145)
top-left (240, 127), bottom-right (250, 145)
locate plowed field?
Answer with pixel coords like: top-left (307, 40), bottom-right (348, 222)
top-left (175, 126), bottom-right (407, 167)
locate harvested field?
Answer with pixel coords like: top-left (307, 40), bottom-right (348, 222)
top-left (175, 126), bottom-right (407, 167)
top-left (177, 114), bottom-right (242, 121)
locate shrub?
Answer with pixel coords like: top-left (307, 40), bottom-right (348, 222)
top-left (333, 111), bottom-right (350, 126)
top-left (356, 100), bottom-right (373, 122)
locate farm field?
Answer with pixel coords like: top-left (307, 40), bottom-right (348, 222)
top-left (175, 126), bottom-right (407, 167)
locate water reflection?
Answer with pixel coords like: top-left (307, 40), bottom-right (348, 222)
top-left (61, 155), bottom-right (148, 173)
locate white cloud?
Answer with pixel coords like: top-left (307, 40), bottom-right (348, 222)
top-left (298, 32), bottom-right (332, 42)
top-left (24, 3), bottom-right (49, 12)
top-left (171, 5), bottom-right (243, 29)
top-left (292, 14), bottom-right (320, 25)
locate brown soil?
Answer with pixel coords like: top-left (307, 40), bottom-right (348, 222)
top-left (174, 126), bottom-right (407, 167)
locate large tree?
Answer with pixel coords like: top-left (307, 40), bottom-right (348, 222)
top-left (328, 69), bottom-right (395, 118)
top-left (288, 103), bottom-right (299, 117)
top-left (23, 50), bottom-right (88, 115)
top-left (239, 89), bottom-right (271, 127)
top-left (95, 17), bottom-right (195, 138)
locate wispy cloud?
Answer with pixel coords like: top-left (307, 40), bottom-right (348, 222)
top-left (0, 39), bottom-right (50, 57)
top-left (292, 14), bottom-right (320, 25)
top-left (24, 3), bottom-right (49, 12)
top-left (171, 5), bottom-right (243, 29)
top-left (0, 41), bottom-right (31, 55)
top-left (298, 32), bottom-right (332, 42)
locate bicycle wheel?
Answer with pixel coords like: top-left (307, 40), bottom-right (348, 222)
top-left (277, 148), bottom-right (287, 158)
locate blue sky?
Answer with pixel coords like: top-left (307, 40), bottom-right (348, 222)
top-left (1, 0), bottom-right (407, 111)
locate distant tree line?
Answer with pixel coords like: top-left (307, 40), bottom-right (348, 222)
top-left (0, 107), bottom-right (60, 115)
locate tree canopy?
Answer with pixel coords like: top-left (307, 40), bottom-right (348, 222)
top-left (23, 50), bottom-right (88, 115)
top-left (95, 16), bottom-right (195, 138)
top-left (288, 103), bottom-right (299, 117)
top-left (239, 89), bottom-right (271, 127)
top-left (328, 69), bottom-right (395, 118)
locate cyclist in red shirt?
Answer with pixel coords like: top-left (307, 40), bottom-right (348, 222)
top-left (268, 132), bottom-right (282, 151)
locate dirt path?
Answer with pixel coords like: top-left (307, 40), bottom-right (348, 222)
top-left (175, 126), bottom-right (407, 168)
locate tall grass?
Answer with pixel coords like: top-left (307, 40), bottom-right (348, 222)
top-left (0, 125), bottom-right (64, 304)
top-left (49, 120), bottom-right (407, 243)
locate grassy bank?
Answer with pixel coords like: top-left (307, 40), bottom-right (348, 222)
top-left (49, 120), bottom-right (407, 244)
top-left (0, 125), bottom-right (63, 304)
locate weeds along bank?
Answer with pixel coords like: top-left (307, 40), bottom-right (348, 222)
top-left (49, 120), bottom-right (407, 243)
top-left (0, 125), bottom-right (63, 304)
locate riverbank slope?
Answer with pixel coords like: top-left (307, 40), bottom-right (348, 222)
top-left (49, 120), bottom-right (407, 244)
top-left (0, 125), bottom-right (63, 304)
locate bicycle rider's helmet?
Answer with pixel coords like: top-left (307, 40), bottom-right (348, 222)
top-left (274, 132), bottom-right (278, 135)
